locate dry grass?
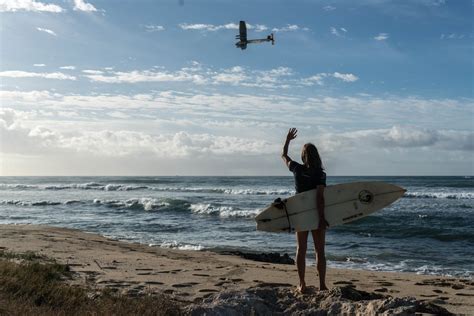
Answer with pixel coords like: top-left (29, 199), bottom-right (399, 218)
top-left (0, 250), bottom-right (183, 316)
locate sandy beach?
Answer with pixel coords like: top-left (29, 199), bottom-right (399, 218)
top-left (1, 224), bottom-right (472, 315)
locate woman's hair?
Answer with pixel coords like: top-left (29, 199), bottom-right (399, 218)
top-left (301, 143), bottom-right (324, 170)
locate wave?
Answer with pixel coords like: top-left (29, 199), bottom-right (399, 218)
top-left (0, 183), bottom-right (292, 195)
top-left (0, 198), bottom-right (173, 211)
top-left (1, 200), bottom-right (66, 206)
top-left (404, 191), bottom-right (473, 200)
top-left (189, 203), bottom-right (260, 218)
top-left (92, 198), bottom-right (172, 211)
top-left (155, 240), bottom-right (204, 251)
top-left (1, 198), bottom-right (261, 219)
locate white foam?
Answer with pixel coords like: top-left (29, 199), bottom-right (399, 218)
top-left (159, 240), bottom-right (204, 251)
top-left (189, 203), bottom-right (259, 218)
top-left (405, 191), bottom-right (473, 199)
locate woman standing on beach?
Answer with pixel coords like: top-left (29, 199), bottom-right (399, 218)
top-left (281, 128), bottom-right (328, 292)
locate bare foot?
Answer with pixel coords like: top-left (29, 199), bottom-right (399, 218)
top-left (320, 285), bottom-right (329, 291)
top-left (297, 283), bottom-right (307, 294)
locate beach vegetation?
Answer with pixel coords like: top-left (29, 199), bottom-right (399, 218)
top-left (0, 251), bottom-right (182, 315)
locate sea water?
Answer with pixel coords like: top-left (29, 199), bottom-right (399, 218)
top-left (0, 176), bottom-right (472, 277)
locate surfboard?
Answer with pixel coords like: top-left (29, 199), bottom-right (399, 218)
top-left (255, 181), bottom-right (406, 233)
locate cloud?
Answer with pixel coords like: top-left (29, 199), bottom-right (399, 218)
top-left (0, 0), bottom-right (63, 12)
top-left (179, 22), bottom-right (308, 33)
top-left (272, 24), bottom-right (309, 32)
top-left (300, 72), bottom-right (359, 85)
top-left (0, 109), bottom-right (274, 157)
top-left (73, 0), bottom-right (97, 12)
top-left (323, 5), bottom-right (336, 11)
top-left (318, 126), bottom-right (473, 153)
top-left (0, 71), bottom-right (76, 80)
top-left (421, 0), bottom-right (445, 6)
top-left (330, 27), bottom-right (341, 37)
top-left (254, 24), bottom-right (268, 32)
top-left (59, 65), bottom-right (76, 70)
top-left (36, 27), bottom-right (57, 36)
top-left (300, 74), bottom-right (327, 86)
top-left (143, 25), bottom-right (165, 32)
top-left (2, 107), bottom-right (471, 177)
top-left (33, 64), bottom-right (46, 67)
top-left (332, 72), bottom-right (359, 82)
top-left (82, 69), bottom-right (104, 75)
top-left (374, 33), bottom-right (389, 41)
top-left (79, 64), bottom-right (353, 89)
top-left (84, 69), bottom-right (207, 84)
top-left (440, 33), bottom-right (465, 40)
top-left (179, 23), bottom-right (238, 31)
top-left (330, 27), bottom-right (348, 37)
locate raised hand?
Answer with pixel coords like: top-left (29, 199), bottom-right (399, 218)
top-left (286, 128), bottom-right (297, 141)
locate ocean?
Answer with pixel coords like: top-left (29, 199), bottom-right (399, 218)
top-left (0, 176), bottom-right (472, 278)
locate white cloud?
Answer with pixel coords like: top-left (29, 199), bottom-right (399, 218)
top-left (84, 69), bottom-right (207, 84)
top-left (330, 27), bottom-right (341, 37)
top-left (254, 24), bottom-right (268, 32)
top-left (272, 24), bottom-right (309, 32)
top-left (36, 27), bottom-right (57, 36)
top-left (73, 0), bottom-right (97, 12)
top-left (300, 74), bottom-right (327, 86)
top-left (423, 0), bottom-right (445, 6)
top-left (2, 107), bottom-right (472, 177)
top-left (374, 33), bottom-right (389, 41)
top-left (33, 64), bottom-right (46, 67)
top-left (0, 109), bottom-right (274, 157)
top-left (0, 71), bottom-right (76, 80)
top-left (108, 111), bottom-right (130, 119)
top-left (440, 33), bottom-right (465, 40)
top-left (332, 72), bottom-right (359, 82)
top-left (340, 27), bottom-right (348, 33)
top-left (0, 0), bottom-right (63, 12)
top-left (82, 69), bottom-right (104, 75)
top-left (300, 72), bottom-right (358, 85)
top-left (323, 5), bottom-right (336, 11)
top-left (179, 22), bottom-right (308, 33)
top-left (59, 66), bottom-right (76, 70)
top-left (179, 23), bottom-right (238, 31)
top-left (79, 65), bottom-right (303, 89)
top-left (144, 25), bottom-right (165, 32)
top-left (212, 72), bottom-right (248, 85)
top-left (317, 126), bottom-right (473, 153)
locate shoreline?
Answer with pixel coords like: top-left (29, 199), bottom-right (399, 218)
top-left (1, 224), bottom-right (473, 314)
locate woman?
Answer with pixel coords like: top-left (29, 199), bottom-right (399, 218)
top-left (281, 127), bottom-right (328, 293)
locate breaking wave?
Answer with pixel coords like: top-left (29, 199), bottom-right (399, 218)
top-left (404, 191), bottom-right (473, 199)
top-left (1, 198), bottom-right (260, 218)
top-left (0, 183), bottom-right (292, 195)
top-left (189, 203), bottom-right (260, 218)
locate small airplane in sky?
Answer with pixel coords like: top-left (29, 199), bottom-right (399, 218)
top-left (235, 21), bottom-right (274, 50)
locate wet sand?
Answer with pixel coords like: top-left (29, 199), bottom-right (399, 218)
top-left (1, 224), bottom-right (472, 314)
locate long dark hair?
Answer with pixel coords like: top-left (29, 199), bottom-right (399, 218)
top-left (301, 143), bottom-right (324, 171)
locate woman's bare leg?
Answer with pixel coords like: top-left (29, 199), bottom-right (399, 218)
top-left (296, 231), bottom-right (309, 292)
top-left (312, 228), bottom-right (328, 290)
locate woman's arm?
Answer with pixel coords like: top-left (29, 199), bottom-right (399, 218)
top-left (316, 185), bottom-right (328, 229)
top-left (282, 128), bottom-right (297, 167)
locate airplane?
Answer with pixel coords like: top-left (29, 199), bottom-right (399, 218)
top-left (235, 21), bottom-right (274, 50)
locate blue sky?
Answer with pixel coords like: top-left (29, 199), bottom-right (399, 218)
top-left (0, 0), bottom-right (473, 175)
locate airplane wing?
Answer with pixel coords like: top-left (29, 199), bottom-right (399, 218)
top-left (239, 21), bottom-right (247, 42)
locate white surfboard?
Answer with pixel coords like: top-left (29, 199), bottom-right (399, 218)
top-left (255, 181), bottom-right (406, 233)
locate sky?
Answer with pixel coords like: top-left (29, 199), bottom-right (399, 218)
top-left (0, 0), bottom-right (473, 176)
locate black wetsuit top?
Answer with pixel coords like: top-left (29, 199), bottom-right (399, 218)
top-left (289, 161), bottom-right (326, 193)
